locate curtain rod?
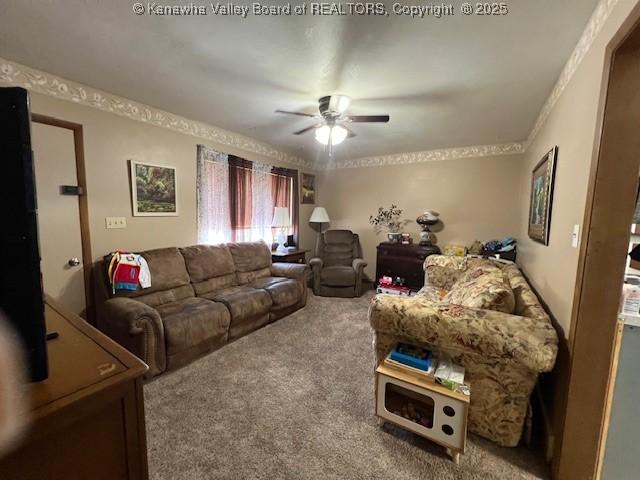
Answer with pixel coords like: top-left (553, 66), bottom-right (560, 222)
top-left (230, 164), bottom-right (293, 179)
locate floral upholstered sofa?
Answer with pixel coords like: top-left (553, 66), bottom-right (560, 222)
top-left (369, 255), bottom-right (558, 447)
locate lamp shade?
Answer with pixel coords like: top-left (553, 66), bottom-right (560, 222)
top-left (314, 125), bottom-right (348, 146)
top-left (272, 207), bottom-right (291, 227)
top-left (309, 207), bottom-right (330, 223)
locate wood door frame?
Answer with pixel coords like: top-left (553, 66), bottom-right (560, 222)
top-left (31, 113), bottom-right (94, 324)
top-left (554, 5), bottom-right (640, 479)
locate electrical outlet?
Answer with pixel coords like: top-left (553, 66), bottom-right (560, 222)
top-left (106, 217), bottom-right (127, 229)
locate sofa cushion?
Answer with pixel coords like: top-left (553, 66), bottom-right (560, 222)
top-left (415, 285), bottom-right (448, 303)
top-left (443, 266), bottom-right (515, 314)
top-left (236, 267), bottom-right (272, 285)
top-left (424, 255), bottom-right (469, 290)
top-left (324, 229), bottom-right (355, 244)
top-left (135, 247), bottom-right (191, 293)
top-left (125, 247), bottom-right (194, 307)
top-left (251, 277), bottom-right (300, 309)
top-left (227, 241), bottom-right (273, 284)
top-left (157, 297), bottom-right (230, 355)
top-left (250, 277), bottom-right (288, 289)
top-left (180, 244), bottom-right (236, 282)
top-left (458, 263), bottom-right (503, 282)
top-left (321, 230), bottom-right (357, 267)
top-left (320, 265), bottom-right (356, 287)
top-left (191, 273), bottom-right (238, 297)
top-left (203, 285), bottom-right (272, 321)
top-left (180, 244), bottom-right (238, 295)
top-left (227, 241), bottom-right (272, 272)
top-left (130, 284), bottom-right (195, 309)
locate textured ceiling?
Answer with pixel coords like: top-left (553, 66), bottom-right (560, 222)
top-left (0, 0), bottom-right (598, 163)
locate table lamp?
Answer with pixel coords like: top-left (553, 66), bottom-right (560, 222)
top-left (272, 207), bottom-right (291, 251)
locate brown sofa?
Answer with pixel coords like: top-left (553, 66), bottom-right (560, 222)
top-left (95, 241), bottom-right (308, 377)
top-left (309, 230), bottom-right (367, 297)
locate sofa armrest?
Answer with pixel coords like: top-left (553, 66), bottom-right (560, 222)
top-left (309, 257), bottom-right (323, 295)
top-left (352, 258), bottom-right (368, 296)
top-left (369, 295), bottom-right (558, 373)
top-left (309, 257), bottom-right (323, 270)
top-left (97, 297), bottom-right (166, 377)
top-left (352, 258), bottom-right (367, 272)
top-left (271, 262), bottom-right (309, 281)
top-left (271, 262), bottom-right (309, 306)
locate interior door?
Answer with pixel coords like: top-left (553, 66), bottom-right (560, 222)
top-left (31, 122), bottom-right (86, 315)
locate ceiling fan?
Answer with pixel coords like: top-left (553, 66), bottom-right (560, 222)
top-left (275, 95), bottom-right (390, 152)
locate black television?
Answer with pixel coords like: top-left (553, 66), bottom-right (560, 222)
top-left (0, 87), bottom-right (48, 382)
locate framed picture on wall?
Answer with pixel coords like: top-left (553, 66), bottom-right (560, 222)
top-left (528, 146), bottom-right (558, 245)
top-left (129, 160), bottom-right (178, 216)
top-left (300, 172), bottom-right (315, 204)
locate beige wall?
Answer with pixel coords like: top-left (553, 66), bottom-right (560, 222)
top-left (316, 154), bottom-right (523, 278)
top-left (516, 0), bottom-right (640, 339)
top-left (29, 93), bottom-right (317, 263)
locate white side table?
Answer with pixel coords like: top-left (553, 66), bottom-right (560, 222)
top-left (375, 363), bottom-right (470, 464)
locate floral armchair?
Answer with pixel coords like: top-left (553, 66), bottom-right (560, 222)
top-left (368, 255), bottom-right (558, 447)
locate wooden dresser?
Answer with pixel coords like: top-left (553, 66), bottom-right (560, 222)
top-left (0, 297), bottom-right (149, 480)
top-left (376, 242), bottom-right (441, 290)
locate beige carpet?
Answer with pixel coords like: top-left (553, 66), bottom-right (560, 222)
top-left (144, 292), bottom-right (549, 480)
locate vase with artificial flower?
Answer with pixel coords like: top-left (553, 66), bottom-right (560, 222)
top-left (369, 205), bottom-right (403, 243)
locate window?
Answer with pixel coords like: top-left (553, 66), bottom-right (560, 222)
top-left (197, 146), bottom-right (298, 245)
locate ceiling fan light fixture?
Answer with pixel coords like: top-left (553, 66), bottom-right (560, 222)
top-left (315, 125), bottom-right (331, 144)
top-left (315, 124), bottom-right (348, 146)
top-left (331, 124), bottom-right (348, 144)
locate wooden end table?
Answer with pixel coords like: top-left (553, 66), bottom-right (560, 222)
top-left (271, 248), bottom-right (309, 264)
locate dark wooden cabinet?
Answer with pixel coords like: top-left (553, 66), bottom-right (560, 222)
top-left (376, 242), bottom-right (441, 290)
top-left (0, 297), bottom-right (149, 480)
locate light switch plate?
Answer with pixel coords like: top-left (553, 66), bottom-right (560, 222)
top-left (106, 217), bottom-right (127, 229)
top-left (571, 224), bottom-right (580, 248)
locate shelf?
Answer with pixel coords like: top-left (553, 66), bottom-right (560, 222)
top-left (376, 363), bottom-right (469, 404)
top-left (376, 371), bottom-right (468, 455)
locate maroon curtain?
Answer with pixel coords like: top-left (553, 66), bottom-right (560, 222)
top-left (272, 167), bottom-right (299, 245)
top-left (229, 156), bottom-right (253, 241)
top-left (272, 174), bottom-right (291, 208)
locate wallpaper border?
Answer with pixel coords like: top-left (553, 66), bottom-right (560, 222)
top-left (0, 57), bottom-right (313, 170)
top-left (330, 143), bottom-right (524, 169)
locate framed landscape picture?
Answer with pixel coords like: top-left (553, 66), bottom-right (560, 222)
top-left (300, 172), bottom-right (315, 204)
top-left (528, 146), bottom-right (558, 245)
top-left (129, 161), bottom-right (178, 216)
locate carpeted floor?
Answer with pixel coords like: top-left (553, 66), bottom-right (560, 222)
top-left (144, 292), bottom-right (549, 480)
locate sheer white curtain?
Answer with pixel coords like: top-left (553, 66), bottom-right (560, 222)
top-left (197, 145), bottom-right (231, 244)
top-left (251, 162), bottom-right (275, 244)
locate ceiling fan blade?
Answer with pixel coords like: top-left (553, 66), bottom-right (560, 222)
top-left (275, 109), bottom-right (318, 118)
top-left (293, 124), bottom-right (322, 135)
top-left (345, 115), bottom-right (390, 123)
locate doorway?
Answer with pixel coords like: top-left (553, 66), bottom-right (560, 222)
top-left (554, 5), bottom-right (640, 479)
top-left (31, 114), bottom-right (93, 320)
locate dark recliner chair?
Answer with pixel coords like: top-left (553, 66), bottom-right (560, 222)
top-left (309, 230), bottom-right (367, 297)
